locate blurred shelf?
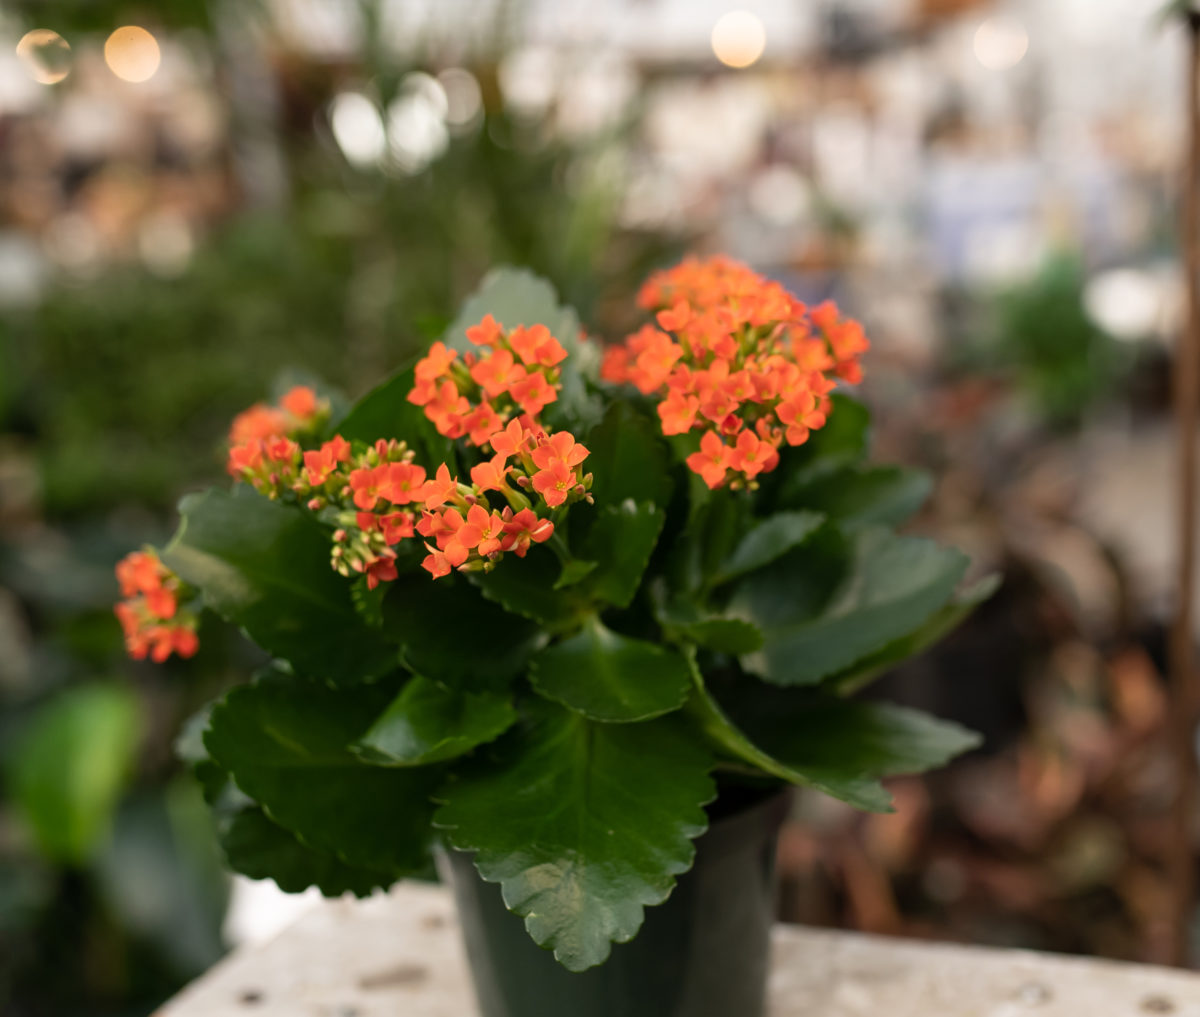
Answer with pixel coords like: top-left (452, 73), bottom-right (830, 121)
top-left (156, 881), bottom-right (1200, 1016)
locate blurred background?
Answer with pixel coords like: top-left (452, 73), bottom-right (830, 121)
top-left (0, 0), bottom-right (1194, 1013)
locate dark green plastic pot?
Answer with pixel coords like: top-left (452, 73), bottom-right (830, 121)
top-left (444, 789), bottom-right (791, 1017)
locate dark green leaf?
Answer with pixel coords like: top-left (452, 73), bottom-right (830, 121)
top-left (732, 528), bottom-right (967, 685)
top-left (673, 487), bottom-right (753, 593)
top-left (584, 402), bottom-right (673, 512)
top-left (354, 676), bottom-right (517, 766)
top-left (653, 594), bottom-right (764, 654)
top-left (579, 501), bottom-right (665, 608)
top-left (435, 702), bottom-right (715, 971)
top-left (830, 574), bottom-right (1000, 693)
top-left (684, 665), bottom-right (891, 811)
top-left (470, 546), bottom-right (582, 630)
top-left (530, 616), bottom-right (692, 723)
top-left (11, 685), bottom-right (140, 863)
top-left (711, 509), bottom-right (824, 586)
top-left (204, 671), bottom-right (438, 873)
top-left (555, 558), bottom-right (598, 589)
top-left (383, 572), bottom-right (543, 688)
top-left (725, 523), bottom-right (850, 631)
top-left (709, 674), bottom-right (980, 786)
top-left (782, 465), bottom-right (931, 528)
top-left (216, 796), bottom-right (397, 897)
top-left (163, 487), bottom-right (398, 683)
top-left (443, 267), bottom-right (599, 429)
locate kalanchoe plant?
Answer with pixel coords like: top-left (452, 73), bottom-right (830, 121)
top-left (119, 258), bottom-right (991, 972)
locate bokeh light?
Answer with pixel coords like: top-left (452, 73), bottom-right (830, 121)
top-left (438, 68), bottom-right (483, 132)
top-left (329, 91), bottom-right (387, 168)
top-left (973, 17), bottom-right (1029, 71)
top-left (711, 11), bottom-right (766, 70)
top-left (387, 73), bottom-right (450, 174)
top-left (15, 29), bottom-right (71, 85)
top-left (104, 26), bottom-right (161, 83)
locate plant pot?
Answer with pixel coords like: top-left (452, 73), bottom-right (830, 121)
top-left (443, 788), bottom-right (791, 1017)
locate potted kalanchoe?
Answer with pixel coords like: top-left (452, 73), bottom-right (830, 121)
top-left (115, 257), bottom-right (991, 1017)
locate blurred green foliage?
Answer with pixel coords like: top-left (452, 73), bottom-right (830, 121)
top-left (10, 684), bottom-right (140, 864)
top-left (957, 255), bottom-right (1130, 427)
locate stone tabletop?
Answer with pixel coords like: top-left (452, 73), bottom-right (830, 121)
top-left (157, 882), bottom-right (1200, 1017)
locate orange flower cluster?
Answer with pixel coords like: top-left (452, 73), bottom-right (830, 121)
top-left (407, 315), bottom-right (567, 447)
top-left (603, 256), bottom-right (869, 489)
top-left (114, 549), bottom-right (199, 662)
top-left (227, 385), bottom-right (330, 490)
top-left (222, 413), bottom-right (588, 590)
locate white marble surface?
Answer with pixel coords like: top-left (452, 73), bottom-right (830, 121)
top-left (157, 881), bottom-right (1200, 1017)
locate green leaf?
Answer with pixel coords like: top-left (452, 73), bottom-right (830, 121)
top-left (830, 574), bottom-right (1000, 694)
top-left (163, 487), bottom-right (398, 684)
top-left (383, 572), bottom-right (543, 688)
top-left (732, 528), bottom-right (967, 686)
top-left (443, 267), bottom-right (599, 429)
top-left (782, 465), bottom-right (932, 528)
top-left (216, 794), bottom-right (396, 898)
top-left (530, 616), bottom-right (692, 723)
top-left (684, 665), bottom-right (891, 811)
top-left (332, 363), bottom-right (454, 468)
top-left (652, 594), bottom-right (764, 654)
top-left (579, 500), bottom-right (666, 608)
top-left (354, 676), bottom-right (517, 766)
top-left (10, 685), bottom-right (140, 863)
top-left (710, 674), bottom-right (980, 786)
top-left (204, 671), bottom-right (439, 873)
top-left (435, 702), bottom-right (715, 971)
top-left (711, 509), bottom-right (824, 586)
top-left (470, 546), bottom-right (582, 630)
top-left (673, 487), bottom-right (753, 594)
top-left (584, 402), bottom-right (673, 512)
top-left (555, 558), bottom-right (598, 589)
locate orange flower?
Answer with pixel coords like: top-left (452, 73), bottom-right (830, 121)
top-left (600, 345), bottom-right (632, 384)
top-left (471, 454), bottom-right (511, 493)
top-left (613, 256), bottom-right (869, 488)
top-left (229, 403), bottom-right (287, 445)
top-left (415, 341), bottom-right (459, 384)
top-left (658, 390), bottom-right (700, 435)
top-left (489, 419), bottom-right (534, 460)
top-left (115, 550), bottom-right (198, 662)
top-left (424, 380), bottom-right (470, 438)
top-left (465, 313), bottom-right (504, 347)
top-left (420, 463), bottom-right (458, 509)
top-left (378, 461), bottom-right (427, 505)
top-left (350, 465), bottom-right (386, 510)
top-left (530, 431), bottom-right (589, 472)
top-left (500, 508), bottom-right (554, 557)
top-left (303, 435), bottom-right (351, 486)
top-left (280, 385), bottom-right (320, 419)
top-left (470, 349), bottom-right (527, 399)
top-left (379, 511), bottom-right (415, 544)
top-left (116, 550), bottom-right (165, 598)
top-left (728, 428), bottom-right (773, 479)
top-left (422, 546), bottom-right (453, 578)
top-left (509, 372), bottom-right (557, 417)
top-left (686, 431), bottom-right (731, 490)
top-left (531, 460), bottom-right (577, 508)
top-left (462, 401), bottom-right (506, 447)
top-left (364, 553), bottom-right (399, 590)
top-left (508, 324), bottom-right (552, 366)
